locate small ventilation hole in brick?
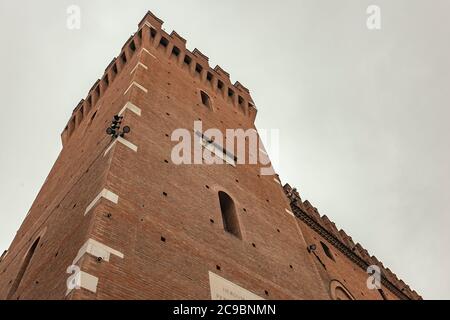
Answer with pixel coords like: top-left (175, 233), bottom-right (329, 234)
top-left (210, 219), bottom-right (215, 224)
top-left (290, 265), bottom-right (293, 269)
top-left (73, 204), bottom-right (77, 208)
top-left (243, 208), bottom-right (247, 212)
top-left (205, 185), bottom-right (210, 189)
top-left (161, 236), bottom-right (166, 242)
top-left (166, 112), bottom-right (170, 116)
top-left (277, 229), bottom-right (280, 233)
top-left (164, 160), bottom-right (169, 164)
top-left (163, 192), bottom-right (168, 197)
top-left (216, 265), bottom-right (221, 271)
top-left (252, 243), bottom-right (256, 248)
top-left (165, 134), bottom-right (169, 138)
top-left (265, 290), bottom-right (269, 296)
top-left (235, 179), bottom-right (239, 183)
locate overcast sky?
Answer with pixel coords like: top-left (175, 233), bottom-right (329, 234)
top-left (0, 0), bottom-right (449, 299)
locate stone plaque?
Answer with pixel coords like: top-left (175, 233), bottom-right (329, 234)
top-left (209, 271), bottom-right (264, 300)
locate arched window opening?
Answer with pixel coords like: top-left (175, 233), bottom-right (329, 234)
top-left (218, 191), bottom-right (241, 239)
top-left (200, 91), bottom-right (212, 109)
top-left (320, 241), bottom-right (335, 261)
top-left (330, 280), bottom-right (355, 300)
top-left (7, 237), bottom-right (40, 299)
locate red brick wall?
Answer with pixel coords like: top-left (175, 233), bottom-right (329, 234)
top-left (0, 11), bottom-right (419, 300)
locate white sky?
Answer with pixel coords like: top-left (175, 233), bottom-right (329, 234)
top-left (0, 0), bottom-right (449, 299)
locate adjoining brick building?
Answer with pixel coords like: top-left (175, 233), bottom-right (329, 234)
top-left (0, 11), bottom-right (421, 300)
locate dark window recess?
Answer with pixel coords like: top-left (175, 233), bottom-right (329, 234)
top-left (195, 64), bottom-right (203, 74)
top-left (200, 91), bottom-right (212, 109)
top-left (150, 28), bottom-right (157, 39)
top-left (171, 46), bottom-right (181, 57)
top-left (129, 40), bottom-right (136, 52)
top-left (121, 52), bottom-right (127, 64)
top-left (7, 237), bottom-right (40, 299)
top-left (112, 64), bottom-right (118, 75)
top-left (218, 191), bottom-right (241, 239)
top-left (228, 88), bottom-right (235, 98)
top-left (95, 85), bottom-right (100, 97)
top-left (217, 80), bottom-right (224, 90)
top-left (184, 55), bottom-right (192, 66)
top-left (103, 75), bottom-right (109, 86)
top-left (159, 37), bottom-right (169, 48)
top-left (320, 241), bottom-right (335, 261)
top-left (206, 72), bottom-right (213, 82)
top-left (238, 96), bottom-right (244, 105)
top-left (137, 29), bottom-right (142, 39)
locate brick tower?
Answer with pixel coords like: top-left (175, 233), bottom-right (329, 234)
top-left (0, 11), bottom-right (420, 300)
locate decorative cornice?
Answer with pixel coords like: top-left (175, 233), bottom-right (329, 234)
top-left (283, 184), bottom-right (421, 300)
top-left (290, 204), bottom-right (412, 300)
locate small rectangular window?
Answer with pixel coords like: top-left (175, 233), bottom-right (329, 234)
top-left (171, 46), bottom-right (181, 57)
top-left (150, 28), bottom-right (157, 39)
top-left (121, 52), bottom-right (127, 64)
top-left (159, 37), bottom-right (169, 48)
top-left (195, 63), bottom-right (203, 74)
top-left (228, 88), bottom-right (235, 98)
top-left (217, 80), bottom-right (224, 90)
top-left (184, 55), bottom-right (192, 66)
top-left (206, 72), bottom-right (213, 82)
top-left (129, 40), bottom-right (136, 52)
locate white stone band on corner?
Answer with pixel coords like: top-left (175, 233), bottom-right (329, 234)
top-left (130, 62), bottom-right (148, 75)
top-left (142, 21), bottom-right (155, 29)
top-left (104, 137), bottom-right (138, 156)
top-left (124, 81), bottom-right (148, 95)
top-left (85, 189), bottom-right (119, 216)
top-left (140, 48), bottom-right (157, 59)
top-left (66, 271), bottom-right (99, 296)
top-left (119, 102), bottom-right (142, 117)
top-left (285, 208), bottom-right (294, 217)
top-left (73, 238), bottom-right (124, 265)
